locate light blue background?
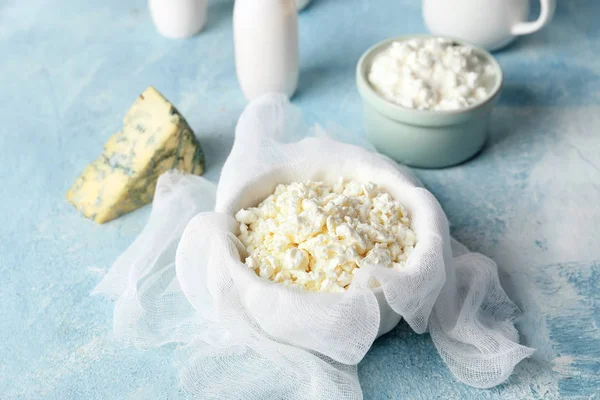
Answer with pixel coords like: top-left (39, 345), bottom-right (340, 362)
top-left (1, 0), bottom-right (599, 398)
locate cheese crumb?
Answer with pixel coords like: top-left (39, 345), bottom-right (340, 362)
top-left (368, 37), bottom-right (497, 111)
top-left (236, 178), bottom-right (417, 293)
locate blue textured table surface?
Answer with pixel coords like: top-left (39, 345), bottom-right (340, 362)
top-left (1, 0), bottom-right (599, 398)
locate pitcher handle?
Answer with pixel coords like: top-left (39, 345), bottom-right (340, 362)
top-left (511, 0), bottom-right (556, 35)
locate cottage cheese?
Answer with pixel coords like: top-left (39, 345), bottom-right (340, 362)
top-left (368, 37), bottom-right (497, 111)
top-left (235, 178), bottom-right (417, 293)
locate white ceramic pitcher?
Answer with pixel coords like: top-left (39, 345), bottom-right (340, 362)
top-left (423, 0), bottom-right (556, 51)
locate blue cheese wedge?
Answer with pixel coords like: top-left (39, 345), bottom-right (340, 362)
top-left (67, 86), bottom-right (205, 224)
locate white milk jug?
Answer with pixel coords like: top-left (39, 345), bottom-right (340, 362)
top-left (234, 0), bottom-right (299, 101)
top-left (423, 0), bottom-right (556, 51)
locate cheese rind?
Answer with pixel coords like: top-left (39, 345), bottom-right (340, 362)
top-left (67, 86), bottom-right (205, 223)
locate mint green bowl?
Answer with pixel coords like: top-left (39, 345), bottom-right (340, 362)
top-left (356, 35), bottom-right (503, 168)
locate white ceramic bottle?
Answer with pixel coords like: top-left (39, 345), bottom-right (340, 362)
top-left (148, 0), bottom-right (208, 39)
top-left (234, 0), bottom-right (299, 101)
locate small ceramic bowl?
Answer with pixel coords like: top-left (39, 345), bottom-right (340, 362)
top-left (356, 35), bottom-right (503, 168)
top-left (296, 0), bottom-right (311, 11)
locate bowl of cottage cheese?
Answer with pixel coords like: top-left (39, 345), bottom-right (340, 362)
top-left (356, 35), bottom-right (503, 168)
top-left (233, 176), bottom-right (420, 337)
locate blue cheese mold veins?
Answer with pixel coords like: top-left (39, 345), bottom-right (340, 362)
top-left (66, 86), bottom-right (205, 223)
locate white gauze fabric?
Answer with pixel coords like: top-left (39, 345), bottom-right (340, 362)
top-left (93, 93), bottom-right (533, 399)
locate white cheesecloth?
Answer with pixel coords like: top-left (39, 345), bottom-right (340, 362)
top-left (93, 94), bottom-right (533, 399)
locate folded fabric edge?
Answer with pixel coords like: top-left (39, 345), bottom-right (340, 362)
top-left (90, 170), bottom-right (218, 300)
